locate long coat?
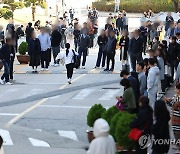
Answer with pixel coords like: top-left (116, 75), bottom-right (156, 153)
top-left (28, 38), bottom-right (41, 67)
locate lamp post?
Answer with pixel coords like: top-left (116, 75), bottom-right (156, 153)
top-left (114, 0), bottom-right (120, 13)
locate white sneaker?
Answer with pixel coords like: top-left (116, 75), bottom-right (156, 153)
top-left (68, 79), bottom-right (72, 84)
top-left (54, 64), bottom-right (59, 67)
top-left (44, 68), bottom-right (49, 71)
top-left (41, 68), bottom-right (44, 71)
top-left (82, 66), bottom-right (85, 69)
top-left (0, 79), bottom-right (4, 85)
top-left (5, 82), bottom-right (12, 85)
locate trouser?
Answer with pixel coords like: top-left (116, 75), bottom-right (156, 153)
top-left (142, 40), bottom-right (147, 54)
top-left (106, 53), bottom-right (115, 70)
top-left (41, 51), bottom-right (49, 68)
top-left (61, 35), bottom-right (66, 49)
top-left (89, 34), bottom-right (94, 48)
top-left (74, 38), bottom-right (79, 51)
top-left (93, 34), bottom-right (98, 48)
top-left (148, 88), bottom-right (158, 109)
top-left (96, 46), bottom-right (106, 67)
top-left (10, 58), bottom-right (14, 80)
top-left (161, 80), bottom-right (166, 92)
top-left (1, 61), bottom-right (10, 82)
top-left (130, 53), bottom-right (143, 71)
top-left (52, 46), bottom-right (60, 64)
top-left (117, 26), bottom-right (123, 34)
top-left (66, 63), bottom-right (74, 79)
top-left (123, 25), bottom-right (128, 31)
top-left (78, 47), bottom-right (88, 67)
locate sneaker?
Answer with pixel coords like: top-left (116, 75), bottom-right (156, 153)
top-left (44, 68), bottom-right (49, 71)
top-left (68, 79), bottom-right (72, 84)
top-left (82, 66), bottom-right (85, 69)
top-left (109, 68), bottom-right (114, 72)
top-left (54, 64), bottom-right (59, 67)
top-left (0, 79), bottom-right (4, 85)
top-left (94, 66), bottom-right (99, 69)
top-left (5, 82), bottom-right (13, 85)
top-left (41, 68), bottom-right (44, 71)
top-left (104, 68), bottom-right (109, 71)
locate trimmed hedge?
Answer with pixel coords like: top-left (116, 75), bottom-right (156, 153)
top-left (92, 0), bottom-right (175, 13)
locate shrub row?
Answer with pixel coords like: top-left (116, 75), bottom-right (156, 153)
top-left (92, 0), bottom-right (175, 13)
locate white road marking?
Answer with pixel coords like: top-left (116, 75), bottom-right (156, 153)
top-left (59, 74), bottom-right (86, 89)
top-left (73, 89), bottom-right (95, 100)
top-left (28, 138), bottom-right (50, 147)
top-left (40, 105), bottom-right (92, 109)
top-left (6, 98), bottom-right (48, 128)
top-left (99, 89), bottom-right (121, 100)
top-left (36, 129), bottom-right (42, 132)
top-left (58, 130), bottom-right (78, 141)
top-left (0, 129), bottom-right (13, 145)
top-left (0, 113), bottom-right (19, 116)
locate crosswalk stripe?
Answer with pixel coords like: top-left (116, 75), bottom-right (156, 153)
top-left (99, 89), bottom-right (121, 100)
top-left (58, 130), bottom-right (78, 141)
top-left (73, 89), bottom-right (95, 100)
top-left (0, 129), bottom-right (13, 145)
top-left (28, 138), bottom-right (50, 147)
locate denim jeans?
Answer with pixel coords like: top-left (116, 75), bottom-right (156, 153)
top-left (78, 47), bottom-right (88, 67)
top-left (96, 46), bottom-right (106, 67)
top-left (1, 61), bottom-right (10, 82)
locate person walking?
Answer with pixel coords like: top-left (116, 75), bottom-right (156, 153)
top-left (25, 22), bottom-right (34, 44)
top-left (28, 31), bottom-right (41, 73)
top-left (87, 118), bottom-right (116, 154)
top-left (94, 30), bottom-right (108, 69)
top-left (130, 96), bottom-right (153, 154)
top-left (116, 78), bottom-right (136, 113)
top-left (51, 25), bottom-right (62, 67)
top-left (116, 14), bottom-right (123, 34)
top-left (165, 12), bottom-right (174, 33)
top-left (136, 62), bottom-right (147, 96)
top-left (104, 30), bottom-right (117, 72)
top-left (65, 23), bottom-right (74, 47)
top-left (152, 100), bottom-right (170, 154)
top-left (129, 29), bottom-right (143, 71)
top-left (147, 58), bottom-right (160, 109)
top-left (140, 22), bottom-right (148, 55)
top-left (78, 29), bottom-right (90, 69)
top-left (0, 37), bottom-right (13, 85)
top-left (73, 24), bottom-right (81, 52)
top-left (57, 43), bottom-right (78, 84)
top-left (38, 27), bottom-right (51, 71)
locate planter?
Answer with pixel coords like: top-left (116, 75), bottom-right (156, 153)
top-left (0, 61), bottom-right (3, 70)
top-left (86, 130), bottom-right (95, 143)
top-left (17, 55), bottom-right (30, 64)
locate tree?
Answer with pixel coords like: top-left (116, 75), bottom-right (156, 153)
top-left (23, 0), bottom-right (46, 21)
top-left (0, 8), bottom-right (13, 20)
top-left (1, 0), bottom-right (24, 19)
top-left (168, 0), bottom-right (179, 12)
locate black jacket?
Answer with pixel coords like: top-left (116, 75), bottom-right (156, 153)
top-left (51, 30), bottom-right (62, 47)
top-left (73, 29), bottom-right (80, 39)
top-left (97, 35), bottom-right (108, 46)
top-left (129, 37), bottom-right (143, 54)
top-left (25, 26), bottom-right (34, 39)
top-left (106, 37), bottom-right (117, 54)
top-left (168, 42), bottom-right (179, 62)
top-left (79, 35), bottom-right (90, 48)
top-left (0, 44), bottom-right (13, 62)
top-left (116, 17), bottom-right (123, 28)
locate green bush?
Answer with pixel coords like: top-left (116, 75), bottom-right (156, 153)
top-left (18, 42), bottom-right (28, 55)
top-left (87, 104), bottom-right (106, 127)
top-left (102, 106), bottom-right (119, 125)
top-left (92, 0), bottom-right (175, 13)
top-left (110, 112), bottom-right (123, 140)
top-left (115, 112), bottom-right (136, 150)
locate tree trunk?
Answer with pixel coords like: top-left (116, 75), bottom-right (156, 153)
top-left (32, 4), bottom-right (36, 21)
top-left (173, 0), bottom-right (178, 12)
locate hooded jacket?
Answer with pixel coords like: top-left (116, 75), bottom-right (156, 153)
top-left (147, 66), bottom-right (160, 92)
top-left (87, 119), bottom-right (116, 154)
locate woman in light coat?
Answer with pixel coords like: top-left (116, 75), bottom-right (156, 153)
top-left (65, 23), bottom-right (74, 48)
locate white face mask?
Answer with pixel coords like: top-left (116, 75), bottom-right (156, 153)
top-left (169, 40), bottom-right (172, 43)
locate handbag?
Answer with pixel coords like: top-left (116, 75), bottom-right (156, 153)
top-left (72, 50), bottom-right (80, 69)
top-left (129, 128), bottom-right (143, 141)
top-left (116, 99), bottom-right (124, 111)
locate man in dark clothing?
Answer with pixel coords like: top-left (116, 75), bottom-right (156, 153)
top-left (51, 25), bottom-right (62, 66)
top-left (120, 69), bottom-right (140, 110)
top-left (0, 38), bottom-right (13, 85)
top-left (140, 22), bottom-right (148, 55)
top-left (69, 8), bottom-right (75, 23)
top-left (165, 12), bottom-right (174, 32)
top-left (16, 25), bottom-right (24, 37)
top-left (129, 29), bottom-right (143, 71)
top-left (78, 29), bottom-right (90, 69)
top-left (104, 30), bottom-right (117, 72)
top-left (116, 14), bottom-right (123, 34)
top-left (25, 22), bottom-right (34, 43)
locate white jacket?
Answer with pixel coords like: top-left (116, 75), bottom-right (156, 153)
top-left (147, 66), bottom-right (160, 92)
top-left (87, 119), bottom-right (116, 154)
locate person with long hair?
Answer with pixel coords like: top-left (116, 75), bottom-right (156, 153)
top-left (131, 96), bottom-right (153, 154)
top-left (58, 43), bottom-right (78, 84)
top-left (152, 100), bottom-right (170, 154)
